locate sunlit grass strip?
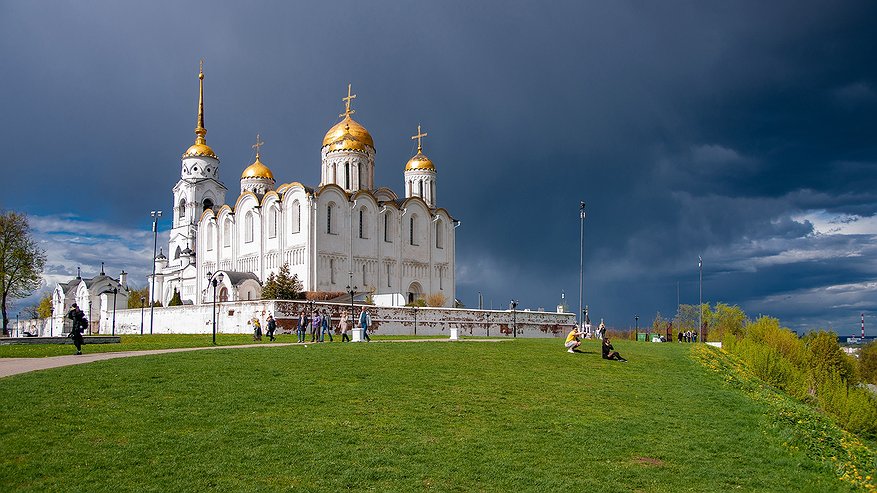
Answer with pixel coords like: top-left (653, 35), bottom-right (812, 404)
top-left (693, 344), bottom-right (876, 491)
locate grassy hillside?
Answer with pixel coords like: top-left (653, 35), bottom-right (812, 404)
top-left (0, 339), bottom-right (870, 491)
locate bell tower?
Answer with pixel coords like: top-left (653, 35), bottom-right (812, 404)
top-left (169, 61), bottom-right (228, 266)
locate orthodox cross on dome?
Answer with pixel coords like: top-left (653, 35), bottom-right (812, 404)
top-left (252, 134), bottom-right (264, 159)
top-left (411, 124), bottom-right (428, 152)
top-left (340, 83), bottom-right (357, 119)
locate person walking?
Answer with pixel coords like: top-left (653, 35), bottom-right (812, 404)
top-left (340, 310), bottom-right (351, 342)
top-left (320, 309), bottom-right (333, 342)
top-left (359, 306), bottom-right (371, 342)
top-left (266, 315), bottom-right (277, 342)
top-left (66, 303), bottom-right (86, 355)
top-left (297, 310), bottom-right (307, 343)
top-left (311, 309), bottom-right (321, 343)
top-left (253, 317), bottom-right (262, 341)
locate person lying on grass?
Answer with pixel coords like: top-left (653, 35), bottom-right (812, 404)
top-left (564, 327), bottom-right (586, 353)
top-left (602, 337), bottom-right (627, 362)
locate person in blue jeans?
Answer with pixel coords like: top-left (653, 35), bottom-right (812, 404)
top-left (297, 309), bottom-right (307, 343)
top-left (311, 310), bottom-right (321, 343)
top-left (359, 306), bottom-right (371, 342)
top-left (320, 309), bottom-right (333, 342)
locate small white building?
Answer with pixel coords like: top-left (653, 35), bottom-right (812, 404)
top-left (151, 69), bottom-right (457, 307)
top-left (52, 267), bottom-right (129, 333)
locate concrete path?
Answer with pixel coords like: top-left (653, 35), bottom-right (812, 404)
top-left (0, 338), bottom-right (511, 379)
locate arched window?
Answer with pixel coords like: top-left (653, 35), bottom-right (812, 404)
top-left (203, 198), bottom-right (214, 212)
top-left (359, 208), bottom-right (365, 239)
top-left (206, 223), bottom-right (214, 251)
top-left (436, 219), bottom-right (443, 249)
top-left (245, 212), bottom-right (254, 243)
top-left (291, 200), bottom-right (300, 234)
top-left (174, 245), bottom-right (181, 259)
top-left (384, 214), bottom-right (390, 242)
top-left (418, 180), bottom-right (424, 197)
top-left (345, 163), bottom-right (350, 189)
top-left (268, 207), bottom-right (278, 239)
top-left (358, 164), bottom-right (363, 189)
top-left (327, 203), bottom-right (335, 234)
top-left (223, 219), bottom-right (231, 247)
top-left (409, 215), bottom-right (416, 246)
top-left (178, 199), bottom-right (186, 219)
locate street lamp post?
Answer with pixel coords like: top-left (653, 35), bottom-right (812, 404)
top-left (140, 297), bottom-right (145, 335)
top-left (346, 283), bottom-right (357, 331)
top-left (50, 307), bottom-right (54, 337)
top-left (510, 300), bottom-right (518, 338)
top-left (635, 315), bottom-right (639, 339)
top-left (413, 306), bottom-right (417, 335)
top-left (111, 287), bottom-right (118, 336)
top-left (579, 201), bottom-right (585, 330)
top-left (207, 271), bottom-right (223, 345)
top-left (698, 255), bottom-right (703, 343)
top-left (16, 312), bottom-right (19, 337)
top-left (149, 210), bottom-right (162, 335)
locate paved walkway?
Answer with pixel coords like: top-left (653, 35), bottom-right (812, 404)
top-left (0, 339), bottom-right (510, 379)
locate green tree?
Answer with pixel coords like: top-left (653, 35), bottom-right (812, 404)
top-left (652, 312), bottom-right (670, 334)
top-left (803, 331), bottom-right (857, 386)
top-left (0, 211), bottom-right (47, 334)
top-left (168, 289), bottom-right (183, 306)
top-left (708, 303), bottom-right (748, 341)
top-left (261, 264), bottom-right (302, 300)
top-left (673, 304), bottom-right (699, 333)
top-left (856, 340), bottom-right (877, 385)
top-left (36, 294), bottom-right (52, 318)
top-left (127, 287), bottom-right (149, 309)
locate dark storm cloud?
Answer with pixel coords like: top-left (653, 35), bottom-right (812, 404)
top-left (2, 1), bottom-right (877, 332)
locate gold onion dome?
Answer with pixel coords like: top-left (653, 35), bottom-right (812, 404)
top-left (323, 116), bottom-right (374, 150)
top-left (183, 143), bottom-right (218, 160)
top-left (241, 156), bottom-right (274, 180)
top-left (405, 150), bottom-right (435, 171)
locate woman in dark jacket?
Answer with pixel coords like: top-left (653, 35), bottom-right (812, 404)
top-left (602, 338), bottom-right (627, 362)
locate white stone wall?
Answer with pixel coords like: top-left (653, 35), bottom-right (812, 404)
top-left (75, 301), bottom-right (572, 338)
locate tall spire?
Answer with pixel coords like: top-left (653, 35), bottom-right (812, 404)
top-left (195, 59), bottom-right (207, 145)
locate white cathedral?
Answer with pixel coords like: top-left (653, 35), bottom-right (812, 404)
top-left (149, 68), bottom-right (457, 308)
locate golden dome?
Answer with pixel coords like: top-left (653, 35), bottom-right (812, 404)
top-left (183, 143), bottom-right (218, 160)
top-left (322, 116), bottom-right (374, 149)
top-left (405, 150), bottom-right (436, 171)
top-left (241, 156), bottom-right (274, 180)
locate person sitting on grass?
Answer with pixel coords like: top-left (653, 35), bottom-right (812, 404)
top-left (602, 337), bottom-right (627, 362)
top-left (564, 327), bottom-right (586, 353)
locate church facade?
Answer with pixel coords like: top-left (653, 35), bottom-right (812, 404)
top-left (150, 69), bottom-right (457, 307)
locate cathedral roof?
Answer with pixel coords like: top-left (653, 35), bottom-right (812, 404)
top-left (405, 150), bottom-right (435, 172)
top-left (241, 156), bottom-right (274, 180)
top-left (183, 143), bottom-right (218, 160)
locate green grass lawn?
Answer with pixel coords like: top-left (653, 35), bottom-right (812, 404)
top-left (0, 339), bottom-right (867, 492)
top-left (0, 334), bottom-right (451, 358)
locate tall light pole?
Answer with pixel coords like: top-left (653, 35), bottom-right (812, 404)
top-left (111, 287), bottom-right (118, 336)
top-left (635, 315), bottom-right (639, 332)
top-left (510, 300), bottom-right (518, 338)
top-left (698, 255), bottom-right (703, 343)
top-left (207, 271), bottom-right (223, 345)
top-left (149, 210), bottom-right (162, 335)
top-left (579, 201), bottom-right (585, 330)
top-left (140, 297), bottom-right (145, 335)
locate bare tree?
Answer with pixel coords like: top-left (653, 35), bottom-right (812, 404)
top-left (0, 211), bottom-right (46, 334)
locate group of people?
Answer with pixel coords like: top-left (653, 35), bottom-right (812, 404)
top-left (251, 315), bottom-right (277, 342)
top-left (295, 306), bottom-right (372, 344)
top-left (678, 330), bottom-right (698, 343)
top-left (564, 326), bottom-right (628, 362)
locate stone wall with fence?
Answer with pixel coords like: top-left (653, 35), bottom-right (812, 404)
top-left (19, 300), bottom-right (576, 338)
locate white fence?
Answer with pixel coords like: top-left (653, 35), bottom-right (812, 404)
top-left (21, 300), bottom-right (576, 338)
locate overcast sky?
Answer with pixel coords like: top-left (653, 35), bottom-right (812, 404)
top-left (2, 1), bottom-right (876, 334)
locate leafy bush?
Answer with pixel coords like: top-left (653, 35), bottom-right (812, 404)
top-left (858, 340), bottom-right (877, 385)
